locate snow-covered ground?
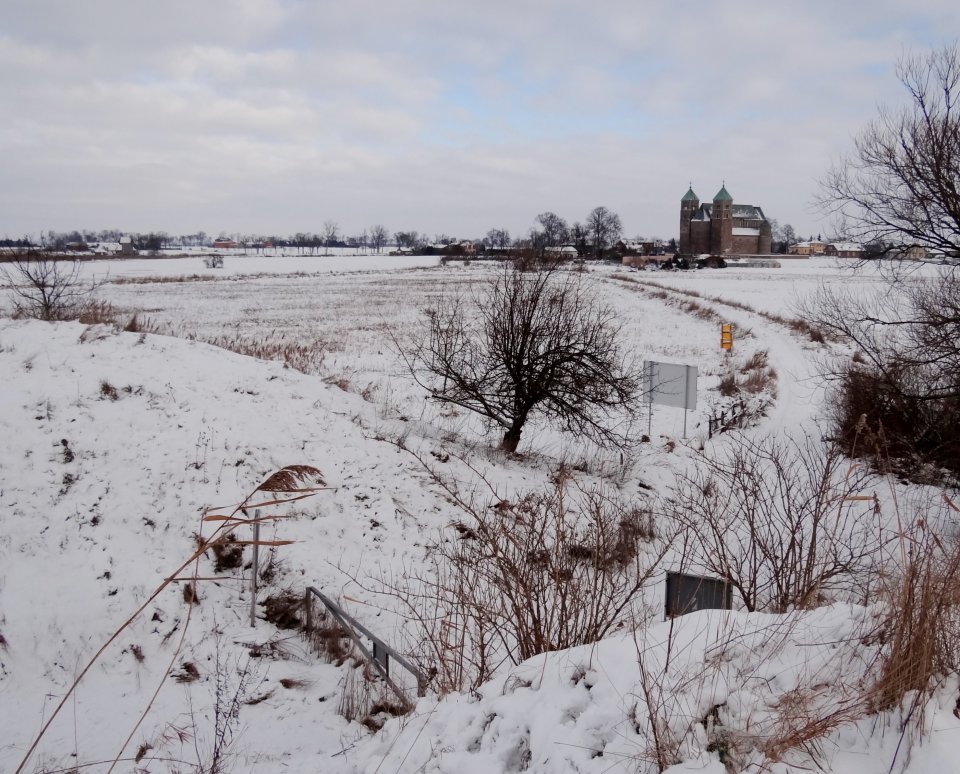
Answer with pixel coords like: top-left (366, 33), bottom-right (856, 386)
top-left (1, 256), bottom-right (956, 773)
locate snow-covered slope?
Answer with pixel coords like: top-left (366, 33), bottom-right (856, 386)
top-left (2, 258), bottom-right (958, 773)
top-left (0, 318), bottom-right (464, 772)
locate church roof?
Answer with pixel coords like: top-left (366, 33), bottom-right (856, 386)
top-left (713, 185), bottom-right (733, 202)
top-left (691, 203), bottom-right (768, 223)
top-left (733, 204), bottom-right (766, 221)
top-left (681, 186), bottom-right (699, 202)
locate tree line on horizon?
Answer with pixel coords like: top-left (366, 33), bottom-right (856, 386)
top-left (1, 211), bottom-right (841, 259)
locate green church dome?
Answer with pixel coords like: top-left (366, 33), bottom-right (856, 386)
top-left (713, 185), bottom-right (733, 202)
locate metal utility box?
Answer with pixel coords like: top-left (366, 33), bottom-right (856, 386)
top-left (665, 572), bottom-right (732, 618)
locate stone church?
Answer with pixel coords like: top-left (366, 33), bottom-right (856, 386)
top-left (678, 184), bottom-right (772, 256)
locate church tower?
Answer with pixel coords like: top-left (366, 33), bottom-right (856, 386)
top-left (711, 184), bottom-right (733, 254)
top-left (679, 185), bottom-right (699, 256)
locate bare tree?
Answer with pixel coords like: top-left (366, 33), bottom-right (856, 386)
top-left (535, 211), bottom-right (569, 248)
top-left (1, 250), bottom-right (98, 320)
top-left (808, 43), bottom-right (960, 480)
top-left (322, 221), bottom-right (339, 255)
top-left (483, 227), bottom-right (511, 251)
top-left (369, 224), bottom-right (390, 253)
top-left (394, 231), bottom-right (421, 251)
top-left (585, 206), bottom-right (623, 258)
top-left (403, 264), bottom-right (640, 452)
top-left (570, 222), bottom-right (589, 257)
top-left (819, 43), bottom-right (960, 255)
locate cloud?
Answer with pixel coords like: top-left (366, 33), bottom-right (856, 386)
top-left (1, 1), bottom-right (960, 238)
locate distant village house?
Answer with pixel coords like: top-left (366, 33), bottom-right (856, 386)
top-left (119, 236), bottom-right (137, 256)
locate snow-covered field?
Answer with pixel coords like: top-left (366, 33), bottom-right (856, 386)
top-left (1, 256), bottom-right (956, 773)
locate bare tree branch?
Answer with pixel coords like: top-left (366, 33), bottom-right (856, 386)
top-left (818, 43), bottom-right (960, 256)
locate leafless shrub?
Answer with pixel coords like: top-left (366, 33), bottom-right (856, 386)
top-left (801, 245), bottom-right (960, 483)
top-left (632, 616), bottom-right (686, 773)
top-left (384, 459), bottom-right (671, 693)
top-left (200, 642), bottom-right (265, 774)
top-left (820, 348), bottom-right (960, 484)
top-left (668, 433), bottom-right (885, 612)
top-left (1, 250), bottom-right (101, 321)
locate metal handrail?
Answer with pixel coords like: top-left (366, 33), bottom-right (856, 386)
top-left (304, 586), bottom-right (427, 703)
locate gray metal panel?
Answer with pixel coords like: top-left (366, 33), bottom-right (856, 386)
top-left (645, 361), bottom-right (698, 410)
top-left (665, 572), bottom-right (731, 617)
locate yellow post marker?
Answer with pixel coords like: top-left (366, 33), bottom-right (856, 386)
top-left (721, 324), bottom-right (733, 352)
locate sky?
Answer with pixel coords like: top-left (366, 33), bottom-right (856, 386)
top-left (1, 1), bottom-right (958, 243)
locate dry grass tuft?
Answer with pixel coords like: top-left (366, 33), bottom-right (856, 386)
top-left (742, 367), bottom-right (777, 395)
top-left (172, 661), bottom-right (200, 683)
top-left (182, 583), bottom-right (199, 605)
top-left (211, 532), bottom-right (244, 572)
top-left (77, 300), bottom-right (121, 325)
top-left (99, 380), bottom-right (119, 401)
top-left (338, 665), bottom-right (406, 730)
top-left (242, 638), bottom-right (296, 661)
top-left (262, 590), bottom-right (303, 630)
top-left (718, 350), bottom-right (778, 400)
top-left (870, 519), bottom-right (960, 714)
top-left (306, 609), bottom-right (354, 665)
top-left (718, 373), bottom-right (738, 397)
top-left (186, 332), bottom-right (329, 375)
top-left (740, 350), bottom-right (769, 373)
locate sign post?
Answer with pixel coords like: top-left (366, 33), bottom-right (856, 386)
top-left (249, 509), bottom-right (261, 628)
top-left (721, 323), bottom-right (733, 353)
top-left (644, 361), bottom-right (698, 438)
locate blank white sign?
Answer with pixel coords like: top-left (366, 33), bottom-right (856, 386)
top-left (644, 361), bottom-right (697, 410)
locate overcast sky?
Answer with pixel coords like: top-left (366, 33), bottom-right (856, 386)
top-left (1, 1), bottom-right (958, 242)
